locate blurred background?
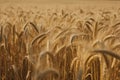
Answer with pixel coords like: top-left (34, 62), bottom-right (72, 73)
top-left (0, 0), bottom-right (120, 3)
top-left (0, 0), bottom-right (120, 7)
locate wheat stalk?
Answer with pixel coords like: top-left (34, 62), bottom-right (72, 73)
top-left (93, 49), bottom-right (120, 60)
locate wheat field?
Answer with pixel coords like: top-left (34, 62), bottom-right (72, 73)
top-left (0, 2), bottom-right (120, 80)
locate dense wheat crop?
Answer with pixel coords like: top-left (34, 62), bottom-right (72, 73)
top-left (1, 4), bottom-right (120, 80)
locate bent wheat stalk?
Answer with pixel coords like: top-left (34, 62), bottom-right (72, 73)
top-left (31, 33), bottom-right (46, 45)
top-left (39, 51), bottom-right (55, 63)
top-left (93, 49), bottom-right (120, 60)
